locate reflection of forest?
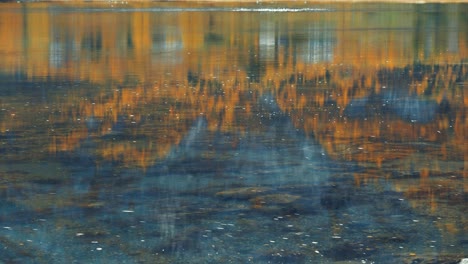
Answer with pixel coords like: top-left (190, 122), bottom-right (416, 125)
top-left (1, 3), bottom-right (466, 160)
top-left (0, 3), bottom-right (466, 239)
top-left (1, 3), bottom-right (467, 81)
top-left (0, 2), bottom-right (466, 223)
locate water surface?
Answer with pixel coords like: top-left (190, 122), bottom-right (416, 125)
top-left (0, 2), bottom-right (467, 263)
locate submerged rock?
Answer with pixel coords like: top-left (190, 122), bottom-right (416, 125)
top-left (320, 184), bottom-right (352, 210)
top-left (250, 193), bottom-right (301, 205)
top-left (215, 187), bottom-right (272, 200)
top-left (249, 193), bottom-right (301, 215)
top-left (403, 254), bottom-right (466, 264)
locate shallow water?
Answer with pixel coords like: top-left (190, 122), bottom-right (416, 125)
top-left (0, 2), bottom-right (467, 263)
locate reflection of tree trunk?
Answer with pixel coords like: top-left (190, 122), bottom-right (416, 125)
top-left (22, 3), bottom-right (28, 64)
top-left (248, 44), bottom-right (262, 82)
top-left (447, 5), bottom-right (459, 54)
top-left (424, 17), bottom-right (434, 60)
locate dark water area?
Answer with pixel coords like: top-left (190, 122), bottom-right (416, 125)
top-left (0, 2), bottom-right (467, 263)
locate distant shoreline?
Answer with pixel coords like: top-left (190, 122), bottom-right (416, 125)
top-left (175, 0), bottom-right (466, 2)
top-left (3, 0), bottom-right (467, 3)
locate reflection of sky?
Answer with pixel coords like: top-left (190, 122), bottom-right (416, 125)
top-left (344, 89), bottom-right (439, 123)
top-left (157, 99), bottom-right (333, 191)
top-left (152, 26), bottom-right (184, 64)
top-left (259, 21), bottom-right (335, 64)
top-left (298, 25), bottom-right (334, 64)
top-left (49, 40), bottom-right (65, 68)
top-left (382, 92), bottom-right (438, 123)
top-left (259, 21), bottom-right (277, 60)
top-left (49, 31), bottom-right (80, 70)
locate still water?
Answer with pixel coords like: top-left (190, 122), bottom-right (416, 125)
top-left (0, 2), bottom-right (467, 263)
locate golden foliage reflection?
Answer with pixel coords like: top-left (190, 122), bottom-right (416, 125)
top-left (0, 3), bottom-right (466, 194)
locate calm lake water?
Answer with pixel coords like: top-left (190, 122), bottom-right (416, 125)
top-left (0, 2), bottom-right (467, 263)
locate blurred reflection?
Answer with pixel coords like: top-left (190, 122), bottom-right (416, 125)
top-left (0, 3), bottom-right (466, 164)
top-left (0, 3), bottom-right (466, 262)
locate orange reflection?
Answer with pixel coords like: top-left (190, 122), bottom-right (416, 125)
top-left (0, 2), bottom-right (466, 221)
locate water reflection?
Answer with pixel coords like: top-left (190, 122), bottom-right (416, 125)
top-left (0, 2), bottom-right (467, 263)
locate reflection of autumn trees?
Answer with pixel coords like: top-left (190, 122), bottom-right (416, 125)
top-left (0, 4), bottom-right (466, 174)
top-left (47, 76), bottom-right (266, 168)
top-left (279, 64), bottom-right (466, 165)
top-left (0, 3), bottom-right (466, 233)
top-left (277, 63), bottom-right (467, 229)
top-left (2, 3), bottom-right (467, 82)
top-left (2, 61), bottom-right (464, 173)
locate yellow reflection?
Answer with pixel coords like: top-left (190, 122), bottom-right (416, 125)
top-left (0, 3), bottom-right (466, 175)
top-left (0, 3), bottom-right (466, 230)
